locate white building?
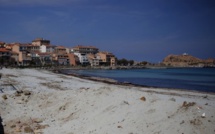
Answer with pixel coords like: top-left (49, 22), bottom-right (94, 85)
top-left (40, 45), bottom-right (46, 53)
top-left (74, 52), bottom-right (89, 65)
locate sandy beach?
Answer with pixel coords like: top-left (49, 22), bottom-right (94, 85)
top-left (0, 68), bottom-right (215, 134)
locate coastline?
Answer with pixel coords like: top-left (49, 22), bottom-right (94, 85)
top-left (59, 68), bottom-right (215, 94)
top-left (1, 68), bottom-right (215, 134)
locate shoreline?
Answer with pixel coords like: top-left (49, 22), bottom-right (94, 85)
top-left (58, 69), bottom-right (215, 95)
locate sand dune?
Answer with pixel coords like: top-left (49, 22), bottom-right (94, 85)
top-left (0, 68), bottom-right (215, 134)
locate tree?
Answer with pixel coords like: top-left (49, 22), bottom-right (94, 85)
top-left (128, 60), bottom-right (134, 66)
top-left (117, 58), bottom-right (135, 66)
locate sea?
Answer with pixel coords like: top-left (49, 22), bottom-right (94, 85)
top-left (63, 68), bottom-right (215, 93)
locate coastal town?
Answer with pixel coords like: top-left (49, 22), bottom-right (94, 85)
top-left (0, 38), bottom-right (117, 67)
top-left (1, 38), bottom-right (215, 68)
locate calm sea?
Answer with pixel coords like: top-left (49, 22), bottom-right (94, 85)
top-left (64, 68), bottom-right (215, 93)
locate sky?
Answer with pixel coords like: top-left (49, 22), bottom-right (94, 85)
top-left (0, 0), bottom-right (215, 62)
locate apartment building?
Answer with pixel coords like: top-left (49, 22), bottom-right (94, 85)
top-left (46, 45), bottom-right (56, 53)
top-left (0, 48), bottom-right (11, 59)
top-left (55, 46), bottom-right (67, 54)
top-left (40, 45), bottom-right (47, 53)
top-left (74, 52), bottom-right (89, 65)
top-left (96, 52), bottom-right (116, 66)
top-left (38, 53), bottom-right (52, 65)
top-left (72, 45), bottom-right (99, 54)
top-left (0, 48), bottom-right (18, 65)
top-left (68, 53), bottom-right (79, 66)
top-left (87, 53), bottom-right (101, 66)
top-left (32, 38), bottom-right (50, 46)
top-left (57, 53), bottom-right (69, 65)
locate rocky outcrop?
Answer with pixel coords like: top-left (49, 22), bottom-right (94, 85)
top-left (162, 54), bottom-right (215, 67)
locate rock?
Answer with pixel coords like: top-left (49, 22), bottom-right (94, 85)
top-left (180, 120), bottom-right (185, 124)
top-left (182, 101), bottom-right (196, 108)
top-left (15, 126), bottom-right (22, 132)
top-left (10, 124), bottom-right (16, 128)
top-left (15, 129), bottom-right (22, 132)
top-left (140, 96), bottom-right (146, 101)
top-left (24, 126), bottom-right (33, 133)
top-left (117, 126), bottom-right (123, 128)
top-left (23, 90), bottom-right (31, 96)
top-left (33, 118), bottom-right (43, 123)
top-left (15, 90), bottom-right (23, 96)
top-left (36, 124), bottom-right (49, 130)
top-left (34, 129), bottom-right (43, 134)
top-left (190, 119), bottom-right (202, 125)
top-left (16, 100), bottom-right (24, 104)
top-left (2, 94), bottom-right (7, 100)
top-left (169, 98), bottom-right (176, 102)
top-left (123, 101), bottom-right (129, 105)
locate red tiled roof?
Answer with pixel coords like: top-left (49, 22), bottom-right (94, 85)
top-left (99, 51), bottom-right (113, 55)
top-left (56, 46), bottom-right (66, 49)
top-left (0, 41), bottom-right (5, 45)
top-left (74, 45), bottom-right (98, 49)
top-left (0, 48), bottom-right (10, 52)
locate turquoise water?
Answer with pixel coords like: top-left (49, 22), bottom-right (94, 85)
top-left (64, 68), bottom-right (215, 92)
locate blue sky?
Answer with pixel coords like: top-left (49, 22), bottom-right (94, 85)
top-left (0, 0), bottom-right (215, 62)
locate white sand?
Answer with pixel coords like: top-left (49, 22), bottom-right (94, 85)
top-left (0, 68), bottom-right (215, 134)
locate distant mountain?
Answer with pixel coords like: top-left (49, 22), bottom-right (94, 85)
top-left (162, 54), bottom-right (215, 67)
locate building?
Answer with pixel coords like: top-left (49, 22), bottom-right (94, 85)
top-left (32, 38), bottom-right (50, 46)
top-left (0, 47), bottom-right (19, 66)
top-left (38, 53), bottom-right (52, 65)
top-left (40, 45), bottom-right (47, 53)
top-left (74, 52), bottom-right (89, 65)
top-left (46, 45), bottom-right (56, 53)
top-left (72, 45), bottom-right (99, 54)
top-left (20, 51), bottom-right (32, 66)
top-left (96, 52), bottom-right (116, 66)
top-left (0, 41), bottom-right (5, 47)
top-left (29, 45), bottom-right (40, 52)
top-left (55, 46), bottom-right (67, 54)
top-left (87, 54), bottom-right (101, 66)
top-left (57, 53), bottom-right (69, 65)
top-left (0, 48), bottom-right (11, 65)
top-left (19, 44), bottom-right (31, 51)
top-left (68, 53), bottom-right (79, 66)
top-left (10, 51), bottom-right (19, 65)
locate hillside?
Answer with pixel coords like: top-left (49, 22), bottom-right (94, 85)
top-left (162, 54), bottom-right (215, 67)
